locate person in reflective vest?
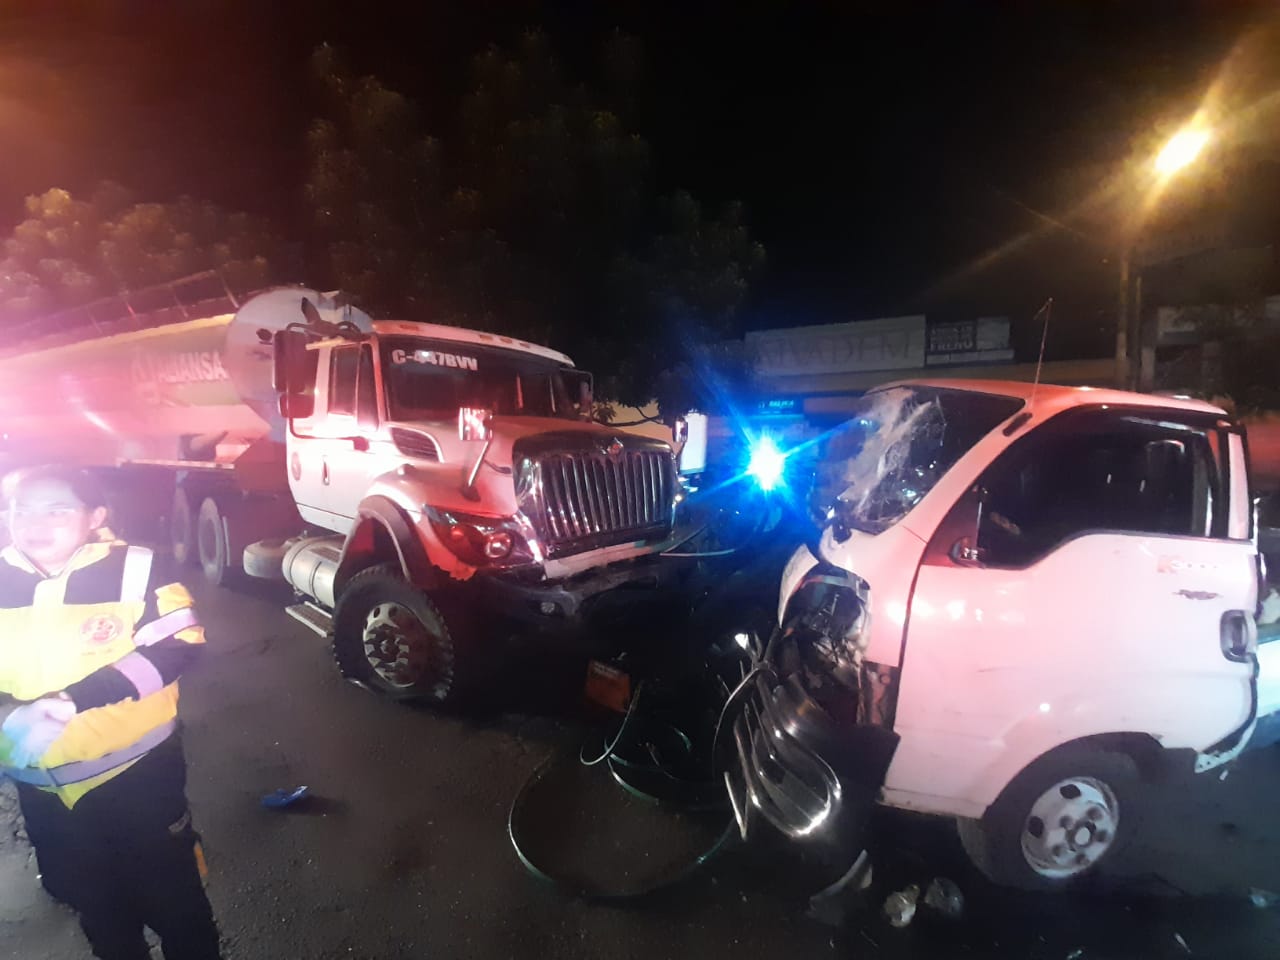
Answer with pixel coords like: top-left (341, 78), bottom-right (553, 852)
top-left (0, 466), bottom-right (221, 960)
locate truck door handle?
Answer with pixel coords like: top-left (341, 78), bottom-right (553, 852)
top-left (1221, 610), bottom-right (1257, 662)
top-left (322, 461), bottom-right (330, 486)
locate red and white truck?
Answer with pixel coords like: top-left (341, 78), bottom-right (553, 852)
top-left (0, 277), bottom-right (690, 703)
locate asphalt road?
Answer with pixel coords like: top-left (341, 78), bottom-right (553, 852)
top-left (4, 562), bottom-right (1280, 960)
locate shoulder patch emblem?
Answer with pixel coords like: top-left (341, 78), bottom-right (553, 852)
top-left (80, 614), bottom-right (125, 646)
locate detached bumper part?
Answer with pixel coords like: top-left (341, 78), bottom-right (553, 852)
top-left (725, 671), bottom-right (899, 847)
top-left (726, 673), bottom-right (843, 841)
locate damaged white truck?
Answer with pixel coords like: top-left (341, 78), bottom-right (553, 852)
top-left (0, 281), bottom-right (687, 704)
top-left (726, 379), bottom-right (1280, 889)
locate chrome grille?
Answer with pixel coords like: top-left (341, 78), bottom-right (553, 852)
top-left (532, 449), bottom-right (673, 555)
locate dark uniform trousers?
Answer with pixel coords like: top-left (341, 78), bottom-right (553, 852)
top-left (17, 732), bottom-right (220, 960)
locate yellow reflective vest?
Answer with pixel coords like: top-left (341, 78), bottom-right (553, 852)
top-left (0, 534), bottom-right (204, 806)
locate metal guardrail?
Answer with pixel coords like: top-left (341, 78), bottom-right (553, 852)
top-left (0, 270), bottom-right (257, 356)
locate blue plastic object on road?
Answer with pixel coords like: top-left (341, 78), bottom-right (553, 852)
top-left (261, 786), bottom-right (310, 809)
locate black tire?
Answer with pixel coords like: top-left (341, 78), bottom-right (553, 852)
top-left (957, 744), bottom-right (1141, 891)
top-left (171, 487), bottom-right (195, 566)
top-left (196, 496), bottom-right (231, 586)
top-left (331, 564), bottom-right (475, 705)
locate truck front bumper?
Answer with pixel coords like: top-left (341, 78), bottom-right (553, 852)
top-left (471, 552), bottom-right (695, 638)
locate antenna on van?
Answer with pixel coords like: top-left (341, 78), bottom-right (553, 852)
top-left (1028, 297), bottom-right (1053, 409)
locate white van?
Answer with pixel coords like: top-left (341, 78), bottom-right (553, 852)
top-left (725, 379), bottom-right (1280, 889)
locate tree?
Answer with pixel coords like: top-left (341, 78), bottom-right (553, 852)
top-left (0, 182), bottom-right (289, 325)
top-left (305, 34), bottom-right (764, 412)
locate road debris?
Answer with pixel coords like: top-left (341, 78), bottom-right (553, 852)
top-left (1250, 887), bottom-right (1279, 908)
top-left (882, 884), bottom-right (920, 928)
top-left (261, 785), bottom-right (311, 809)
top-left (1065, 950), bottom-right (1084, 960)
top-left (806, 850), bottom-right (872, 927)
top-left (923, 876), bottom-right (964, 919)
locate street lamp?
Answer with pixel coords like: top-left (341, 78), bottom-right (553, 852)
top-left (1154, 127), bottom-right (1211, 177)
top-left (1115, 123), bottom-right (1214, 390)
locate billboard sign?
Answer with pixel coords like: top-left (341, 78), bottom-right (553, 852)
top-left (926, 317), bottom-right (1014, 366)
top-left (748, 315), bottom-right (926, 377)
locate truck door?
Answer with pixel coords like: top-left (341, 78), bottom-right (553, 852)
top-left (885, 408), bottom-right (1258, 816)
top-left (318, 343), bottom-right (396, 527)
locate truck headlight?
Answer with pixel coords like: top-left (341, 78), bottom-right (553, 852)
top-left (483, 530), bottom-right (514, 560)
top-left (428, 510), bottom-right (532, 567)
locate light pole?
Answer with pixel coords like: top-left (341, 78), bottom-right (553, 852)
top-left (1115, 124), bottom-right (1213, 390)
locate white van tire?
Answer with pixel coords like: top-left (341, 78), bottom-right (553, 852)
top-left (957, 744), bottom-right (1141, 890)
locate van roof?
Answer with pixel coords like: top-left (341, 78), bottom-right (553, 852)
top-left (874, 378), bottom-right (1227, 417)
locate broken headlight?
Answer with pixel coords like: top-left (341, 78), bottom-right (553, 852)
top-left (776, 567), bottom-right (870, 724)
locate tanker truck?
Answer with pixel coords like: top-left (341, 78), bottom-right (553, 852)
top-left (0, 277), bottom-right (689, 704)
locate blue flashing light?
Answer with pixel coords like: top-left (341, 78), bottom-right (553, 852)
top-left (747, 435), bottom-right (787, 491)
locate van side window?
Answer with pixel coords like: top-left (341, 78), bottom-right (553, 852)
top-left (976, 411), bottom-right (1223, 567)
top-left (329, 346), bottom-right (359, 417)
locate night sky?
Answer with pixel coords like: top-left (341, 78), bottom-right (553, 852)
top-left (0, 1), bottom-right (1272, 332)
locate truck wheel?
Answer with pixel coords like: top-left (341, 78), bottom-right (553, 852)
top-left (196, 496), bottom-right (233, 586)
top-left (957, 744), bottom-right (1140, 890)
top-left (171, 488), bottom-right (196, 566)
top-left (331, 565), bottom-right (472, 705)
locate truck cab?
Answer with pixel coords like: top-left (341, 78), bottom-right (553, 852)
top-left (256, 291), bottom-right (684, 702)
top-left (726, 379), bottom-right (1280, 890)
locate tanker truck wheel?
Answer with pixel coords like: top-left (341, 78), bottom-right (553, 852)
top-left (196, 495), bottom-right (236, 586)
top-left (171, 488), bottom-right (195, 566)
top-left (331, 565), bottom-right (475, 705)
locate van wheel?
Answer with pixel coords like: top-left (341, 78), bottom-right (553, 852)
top-left (332, 565), bottom-right (474, 705)
top-left (957, 744), bottom-right (1140, 890)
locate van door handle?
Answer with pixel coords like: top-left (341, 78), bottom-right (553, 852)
top-left (1221, 610), bottom-right (1257, 662)
top-left (322, 461), bottom-right (330, 486)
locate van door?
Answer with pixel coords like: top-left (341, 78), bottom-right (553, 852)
top-left (883, 408), bottom-right (1258, 818)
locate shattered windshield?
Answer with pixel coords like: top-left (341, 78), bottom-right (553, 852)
top-left (380, 337), bottom-right (584, 421)
top-left (812, 386), bottom-right (1024, 534)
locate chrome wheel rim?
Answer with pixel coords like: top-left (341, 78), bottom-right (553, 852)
top-left (1021, 776), bottom-right (1119, 879)
top-left (362, 602), bottom-right (435, 689)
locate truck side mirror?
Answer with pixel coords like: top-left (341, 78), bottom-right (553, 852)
top-left (278, 393), bottom-right (314, 420)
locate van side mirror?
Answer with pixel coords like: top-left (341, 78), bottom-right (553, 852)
top-left (950, 536), bottom-right (986, 566)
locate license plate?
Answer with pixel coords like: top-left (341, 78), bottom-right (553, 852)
top-left (583, 660), bottom-right (632, 713)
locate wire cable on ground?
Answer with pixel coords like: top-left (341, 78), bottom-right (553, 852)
top-left (508, 677), bottom-right (740, 902)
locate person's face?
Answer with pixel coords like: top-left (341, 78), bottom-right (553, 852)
top-left (9, 479), bottom-right (107, 574)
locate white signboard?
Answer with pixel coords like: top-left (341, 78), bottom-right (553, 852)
top-left (747, 315), bottom-right (926, 377)
top-left (926, 316), bottom-right (1015, 366)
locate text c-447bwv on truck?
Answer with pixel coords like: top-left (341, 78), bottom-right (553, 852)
top-left (0, 283), bottom-right (692, 704)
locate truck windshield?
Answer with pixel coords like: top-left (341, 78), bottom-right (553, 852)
top-left (380, 337), bottom-right (583, 421)
top-left (812, 386), bottom-right (1024, 534)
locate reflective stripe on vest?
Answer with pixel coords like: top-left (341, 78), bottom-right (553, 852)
top-left (132, 606), bottom-right (199, 647)
top-left (120, 546), bottom-right (154, 605)
top-left (2, 718), bottom-right (176, 788)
